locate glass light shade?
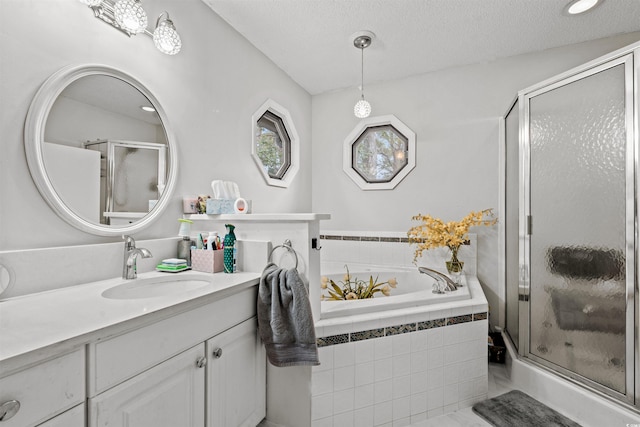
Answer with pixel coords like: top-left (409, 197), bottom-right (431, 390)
top-left (567, 0), bottom-right (599, 14)
top-left (114, 0), bottom-right (147, 34)
top-left (153, 21), bottom-right (182, 55)
top-left (354, 98), bottom-right (371, 118)
top-left (80, 0), bottom-right (102, 6)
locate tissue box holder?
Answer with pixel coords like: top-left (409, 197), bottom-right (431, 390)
top-left (191, 249), bottom-right (223, 273)
top-left (206, 198), bottom-right (235, 214)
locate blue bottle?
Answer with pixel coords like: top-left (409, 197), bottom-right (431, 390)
top-left (223, 224), bottom-right (236, 273)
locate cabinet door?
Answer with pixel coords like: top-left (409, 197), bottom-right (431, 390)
top-left (207, 317), bottom-right (266, 427)
top-left (89, 344), bottom-right (205, 427)
top-left (38, 403), bottom-right (84, 427)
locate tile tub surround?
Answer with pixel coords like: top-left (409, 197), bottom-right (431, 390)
top-left (320, 232), bottom-right (477, 276)
top-left (312, 276), bottom-right (489, 426)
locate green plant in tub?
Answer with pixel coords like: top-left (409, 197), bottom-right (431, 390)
top-left (321, 265), bottom-right (397, 301)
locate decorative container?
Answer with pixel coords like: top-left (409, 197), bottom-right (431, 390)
top-left (191, 249), bottom-right (223, 273)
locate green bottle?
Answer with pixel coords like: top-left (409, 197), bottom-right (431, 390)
top-left (223, 224), bottom-right (236, 273)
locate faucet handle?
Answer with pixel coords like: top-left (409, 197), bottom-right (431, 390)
top-left (123, 235), bottom-right (136, 249)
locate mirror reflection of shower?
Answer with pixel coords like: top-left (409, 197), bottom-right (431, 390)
top-left (84, 140), bottom-right (166, 225)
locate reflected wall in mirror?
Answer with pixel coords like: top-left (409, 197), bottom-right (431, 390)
top-left (24, 64), bottom-right (178, 236)
top-left (342, 115), bottom-right (416, 190)
top-left (251, 99), bottom-right (299, 188)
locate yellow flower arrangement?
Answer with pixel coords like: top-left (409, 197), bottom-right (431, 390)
top-left (321, 266), bottom-right (398, 301)
top-left (407, 209), bottom-right (497, 266)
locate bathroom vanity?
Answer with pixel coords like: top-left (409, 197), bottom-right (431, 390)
top-left (0, 271), bottom-right (265, 427)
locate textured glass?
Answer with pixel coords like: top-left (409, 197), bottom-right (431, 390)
top-left (114, 0), bottom-right (147, 34)
top-left (529, 64), bottom-right (626, 393)
top-left (504, 100), bottom-right (520, 349)
top-left (255, 111), bottom-right (291, 179)
top-left (352, 125), bottom-right (408, 183)
top-left (354, 99), bottom-right (371, 118)
top-left (112, 145), bottom-right (159, 213)
top-left (153, 21), bottom-right (181, 55)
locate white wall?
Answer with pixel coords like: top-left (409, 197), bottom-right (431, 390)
top-left (0, 0), bottom-right (312, 250)
top-left (311, 32), bottom-right (640, 327)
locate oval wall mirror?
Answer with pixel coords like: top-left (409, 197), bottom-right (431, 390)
top-left (24, 64), bottom-right (178, 236)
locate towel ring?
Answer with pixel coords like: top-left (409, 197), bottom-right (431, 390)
top-left (269, 239), bottom-right (299, 269)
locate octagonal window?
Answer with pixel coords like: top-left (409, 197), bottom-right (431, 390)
top-left (256, 111), bottom-right (291, 179)
top-left (353, 125), bottom-right (408, 183)
top-left (251, 99), bottom-right (299, 188)
top-left (343, 115), bottom-right (416, 190)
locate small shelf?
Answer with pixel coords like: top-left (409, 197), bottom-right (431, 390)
top-left (184, 213), bottom-right (331, 222)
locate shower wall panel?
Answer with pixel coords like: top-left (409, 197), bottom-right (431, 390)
top-left (527, 62), bottom-right (628, 395)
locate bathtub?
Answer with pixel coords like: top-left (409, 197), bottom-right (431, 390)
top-left (312, 262), bottom-right (489, 426)
top-left (320, 262), bottom-right (471, 319)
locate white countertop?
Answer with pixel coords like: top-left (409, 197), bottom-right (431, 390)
top-left (0, 270), bottom-right (260, 374)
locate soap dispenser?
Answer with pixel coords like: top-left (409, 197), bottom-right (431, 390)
top-left (223, 224), bottom-right (236, 273)
top-left (177, 219), bottom-right (194, 266)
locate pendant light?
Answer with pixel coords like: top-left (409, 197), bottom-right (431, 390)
top-left (353, 31), bottom-right (374, 118)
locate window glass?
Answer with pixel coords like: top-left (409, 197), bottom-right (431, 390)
top-left (255, 111), bottom-right (291, 179)
top-left (352, 125), bottom-right (408, 183)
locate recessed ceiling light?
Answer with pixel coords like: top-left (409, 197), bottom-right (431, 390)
top-left (141, 105), bottom-right (156, 112)
top-left (565, 0), bottom-right (601, 15)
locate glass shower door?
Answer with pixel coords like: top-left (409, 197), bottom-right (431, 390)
top-left (526, 57), bottom-right (632, 398)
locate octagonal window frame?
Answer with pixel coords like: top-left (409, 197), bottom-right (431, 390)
top-left (343, 115), bottom-right (416, 190)
top-left (251, 99), bottom-right (299, 188)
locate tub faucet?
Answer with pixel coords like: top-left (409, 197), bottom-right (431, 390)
top-left (418, 267), bottom-right (458, 293)
top-left (122, 235), bottom-right (153, 280)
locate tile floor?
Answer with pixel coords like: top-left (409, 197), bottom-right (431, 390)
top-left (408, 363), bottom-right (512, 427)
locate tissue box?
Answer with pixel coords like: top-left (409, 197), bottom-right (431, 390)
top-left (206, 198), bottom-right (235, 214)
top-left (191, 249), bottom-right (224, 273)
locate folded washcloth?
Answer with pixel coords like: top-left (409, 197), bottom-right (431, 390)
top-left (257, 262), bottom-right (319, 367)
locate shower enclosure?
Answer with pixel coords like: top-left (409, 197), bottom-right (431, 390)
top-left (84, 139), bottom-right (167, 225)
top-left (503, 43), bottom-right (638, 409)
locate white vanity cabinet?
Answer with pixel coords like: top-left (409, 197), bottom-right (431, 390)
top-left (89, 344), bottom-right (206, 427)
top-left (0, 349), bottom-right (85, 427)
top-left (38, 404), bottom-right (85, 427)
top-left (86, 286), bottom-right (265, 427)
top-left (207, 317), bottom-right (266, 427)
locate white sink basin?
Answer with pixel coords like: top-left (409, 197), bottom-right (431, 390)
top-left (102, 275), bottom-right (212, 300)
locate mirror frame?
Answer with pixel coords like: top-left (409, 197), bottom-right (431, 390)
top-left (251, 99), bottom-right (299, 188)
top-left (24, 64), bottom-right (178, 236)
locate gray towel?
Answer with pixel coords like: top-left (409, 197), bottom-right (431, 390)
top-left (257, 262), bottom-right (320, 367)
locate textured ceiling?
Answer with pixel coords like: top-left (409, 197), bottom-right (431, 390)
top-left (202, 0), bottom-right (640, 95)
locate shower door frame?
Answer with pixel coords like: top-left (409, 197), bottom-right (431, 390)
top-left (515, 47), bottom-right (638, 408)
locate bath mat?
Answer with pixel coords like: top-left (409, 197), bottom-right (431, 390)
top-left (472, 390), bottom-right (582, 427)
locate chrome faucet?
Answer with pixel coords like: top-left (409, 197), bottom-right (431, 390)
top-left (418, 267), bottom-right (458, 293)
top-left (122, 235), bottom-right (153, 280)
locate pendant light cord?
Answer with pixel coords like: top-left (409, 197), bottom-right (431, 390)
top-left (360, 46), bottom-right (365, 100)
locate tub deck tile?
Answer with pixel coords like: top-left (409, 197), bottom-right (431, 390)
top-left (386, 323), bottom-right (417, 336)
top-left (473, 312), bottom-right (488, 321)
top-left (317, 334), bottom-right (350, 347)
top-left (446, 315), bottom-right (473, 326)
top-left (351, 328), bottom-right (385, 342)
top-left (418, 319), bottom-right (446, 330)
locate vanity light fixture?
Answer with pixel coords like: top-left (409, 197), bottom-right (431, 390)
top-left (79, 0), bottom-right (182, 55)
top-left (153, 12), bottom-right (182, 55)
top-left (565, 0), bottom-right (601, 15)
top-left (352, 31), bottom-right (374, 119)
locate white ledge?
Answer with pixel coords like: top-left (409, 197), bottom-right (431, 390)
top-left (185, 213), bottom-right (331, 222)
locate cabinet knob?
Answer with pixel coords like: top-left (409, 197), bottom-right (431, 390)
top-left (212, 348), bottom-right (223, 359)
top-left (195, 356), bottom-right (207, 368)
top-left (0, 400), bottom-right (20, 422)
